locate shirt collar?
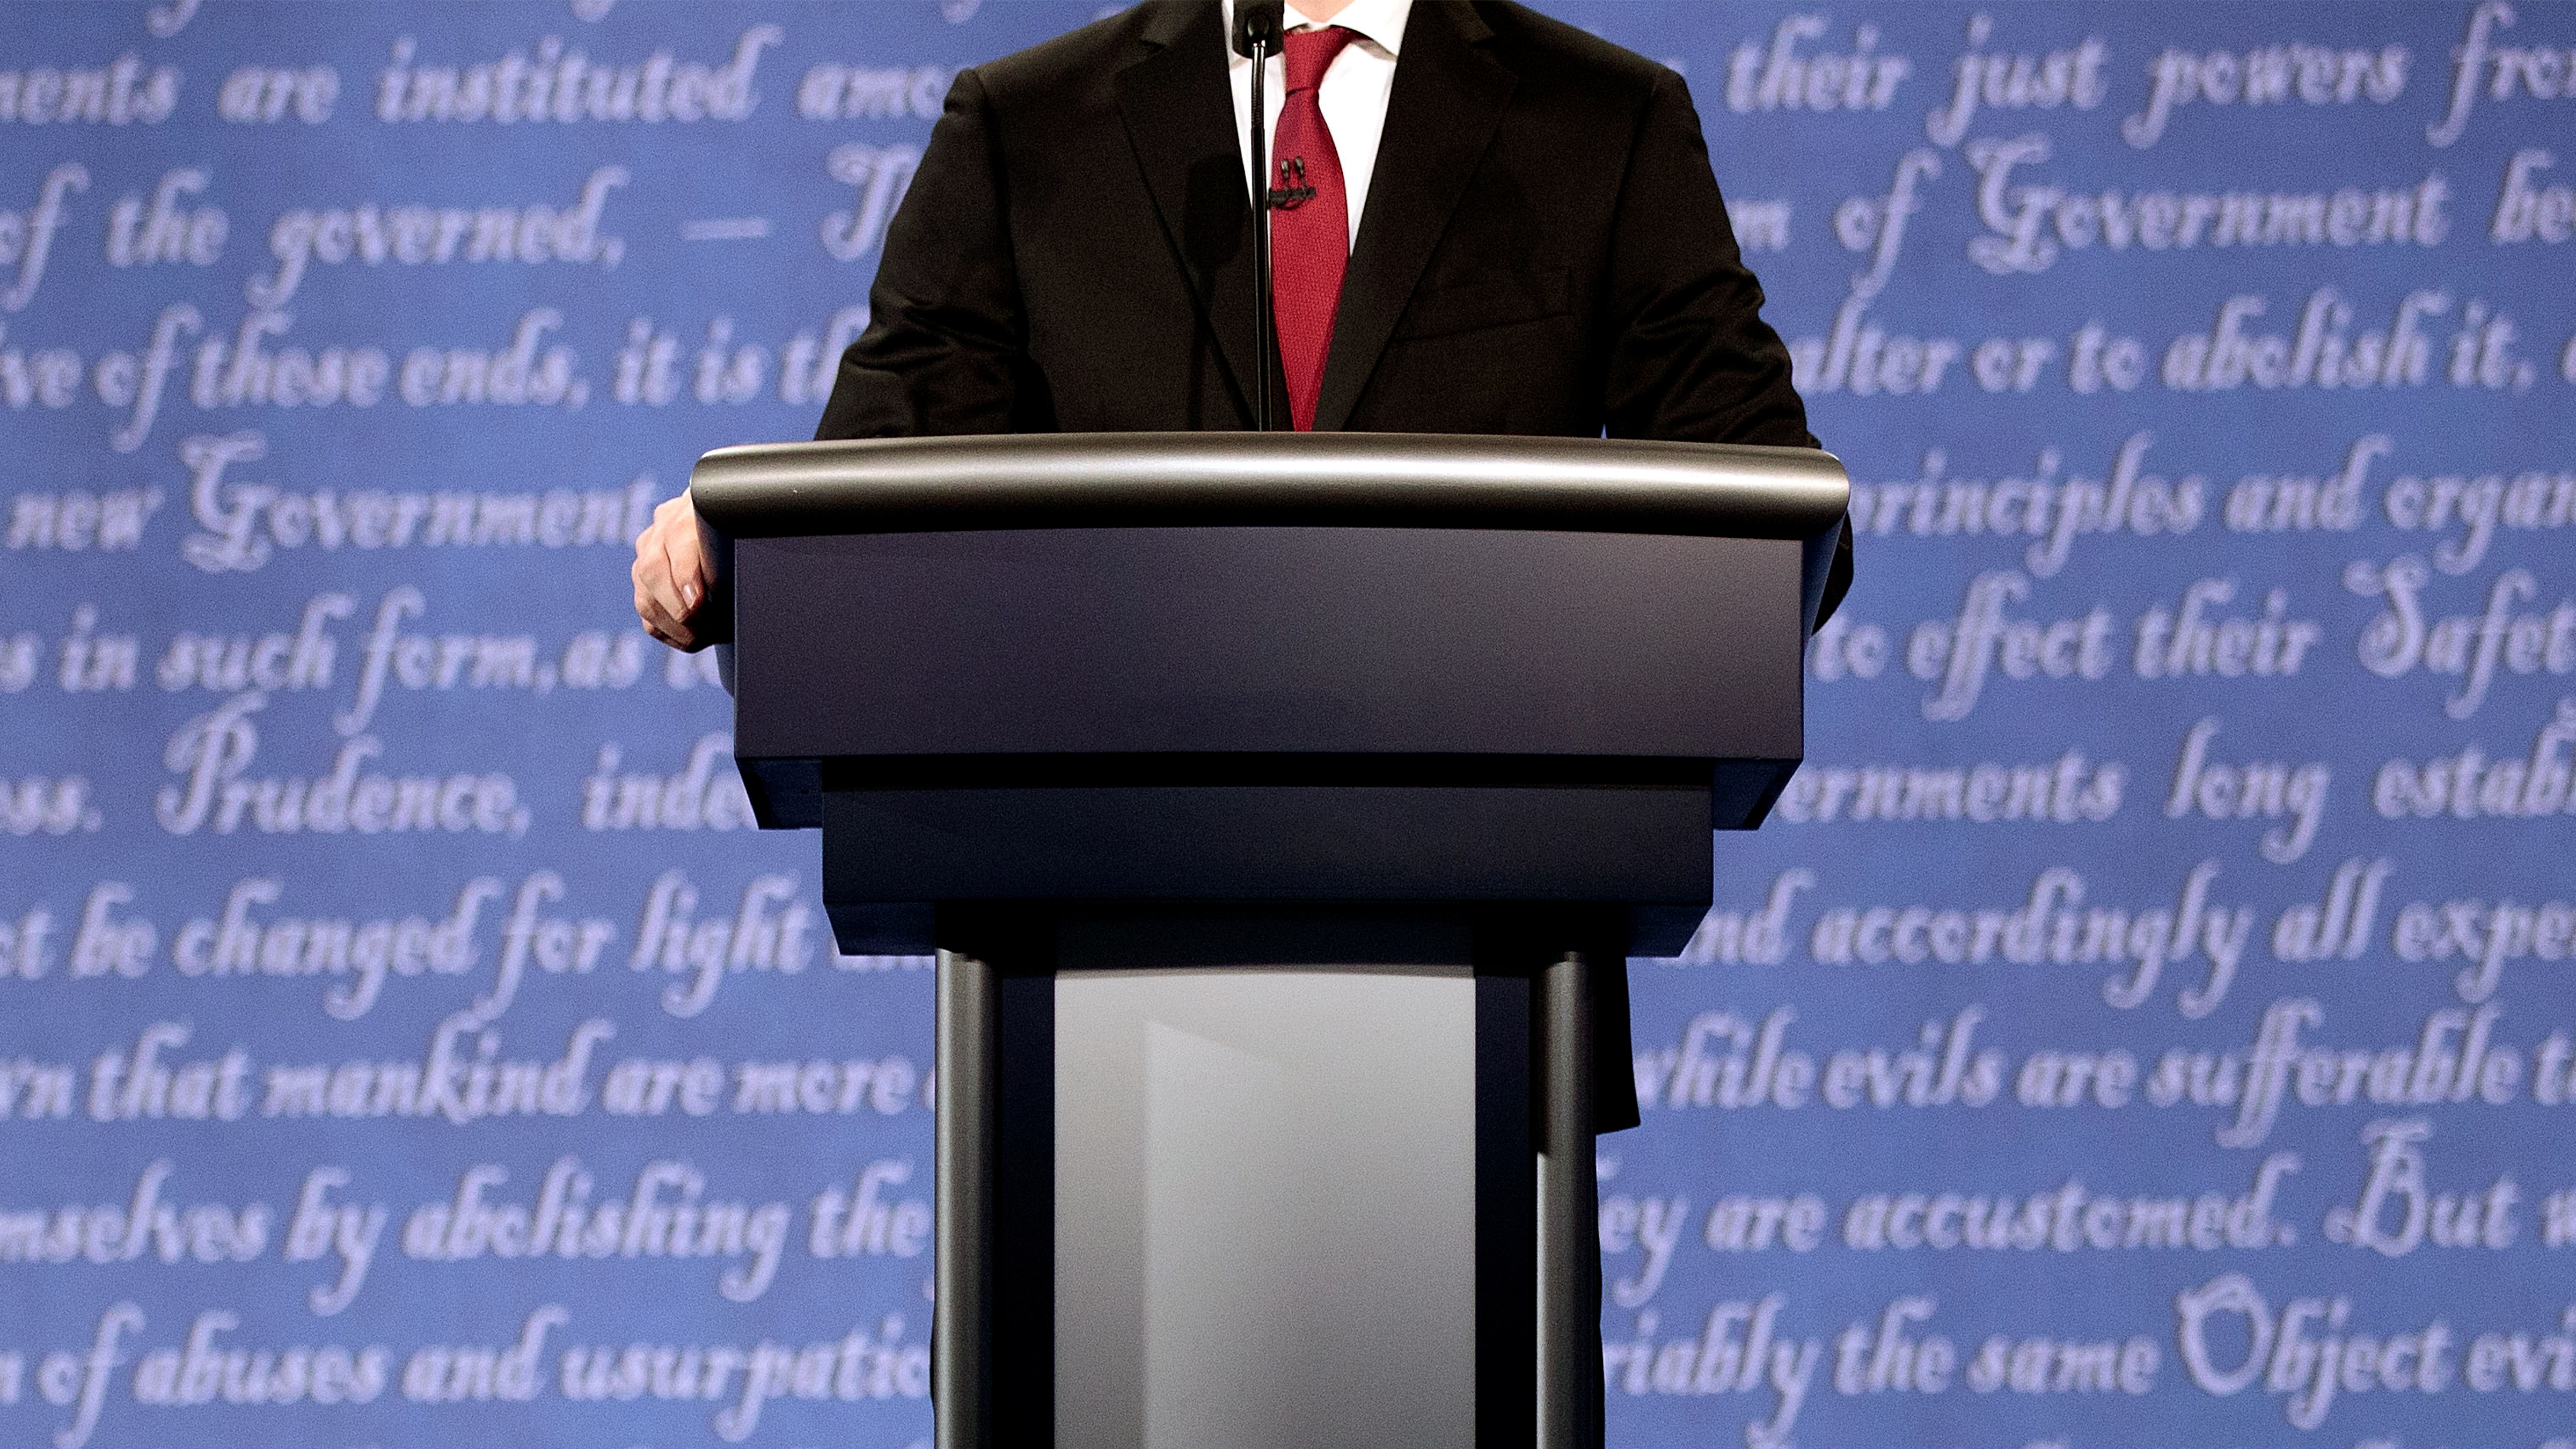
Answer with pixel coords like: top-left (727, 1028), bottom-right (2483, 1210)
top-left (1222, 0), bottom-right (1412, 58)
top-left (1293, 0), bottom-right (1409, 56)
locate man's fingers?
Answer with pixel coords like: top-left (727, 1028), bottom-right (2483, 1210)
top-left (654, 511), bottom-right (711, 612)
top-left (672, 528), bottom-right (711, 611)
top-left (635, 591), bottom-right (698, 650)
top-left (636, 528), bottom-right (695, 635)
top-left (633, 495), bottom-right (711, 650)
top-left (632, 567), bottom-right (693, 648)
top-left (632, 555), bottom-right (692, 649)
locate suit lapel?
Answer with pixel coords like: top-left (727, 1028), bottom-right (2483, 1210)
top-left (1312, 2), bottom-right (1516, 433)
top-left (1116, 0), bottom-right (1262, 423)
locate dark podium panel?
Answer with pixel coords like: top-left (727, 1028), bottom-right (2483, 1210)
top-left (694, 433), bottom-right (1847, 1449)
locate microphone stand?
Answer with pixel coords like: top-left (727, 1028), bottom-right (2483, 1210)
top-left (1235, 1), bottom-right (1284, 431)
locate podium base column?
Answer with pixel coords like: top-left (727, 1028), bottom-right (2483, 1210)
top-left (933, 904), bottom-right (1614, 1449)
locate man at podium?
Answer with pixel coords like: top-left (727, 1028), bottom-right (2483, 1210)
top-left (635, 4), bottom-right (1848, 1445)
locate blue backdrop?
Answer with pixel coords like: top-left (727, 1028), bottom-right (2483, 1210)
top-left (4, 2), bottom-right (2573, 1445)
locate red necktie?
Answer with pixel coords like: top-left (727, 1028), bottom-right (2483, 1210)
top-left (1270, 26), bottom-right (1357, 431)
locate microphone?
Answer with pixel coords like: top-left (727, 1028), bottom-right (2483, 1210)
top-left (1231, 0), bottom-right (1284, 58)
top-left (1234, 0), bottom-right (1285, 430)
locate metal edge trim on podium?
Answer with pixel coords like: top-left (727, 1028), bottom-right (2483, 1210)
top-left (692, 431), bottom-right (1848, 541)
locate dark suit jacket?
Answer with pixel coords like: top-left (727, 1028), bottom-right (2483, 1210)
top-left (820, 0), bottom-right (1833, 461)
top-left (815, 0), bottom-right (1854, 1128)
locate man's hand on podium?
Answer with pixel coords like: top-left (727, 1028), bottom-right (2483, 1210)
top-left (633, 492), bottom-right (714, 652)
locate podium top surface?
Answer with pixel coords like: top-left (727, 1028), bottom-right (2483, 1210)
top-left (690, 433), bottom-right (1847, 541)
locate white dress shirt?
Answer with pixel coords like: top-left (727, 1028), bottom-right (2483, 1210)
top-left (1223, 0), bottom-right (1413, 247)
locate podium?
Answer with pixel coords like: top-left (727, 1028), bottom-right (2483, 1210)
top-left (691, 433), bottom-right (1847, 1449)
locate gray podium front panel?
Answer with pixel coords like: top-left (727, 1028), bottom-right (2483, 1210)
top-left (934, 906), bottom-right (1594, 1449)
top-left (1053, 966), bottom-right (1477, 1449)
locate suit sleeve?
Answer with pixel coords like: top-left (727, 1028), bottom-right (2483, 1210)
top-left (815, 68), bottom-right (1035, 441)
top-left (1599, 69), bottom-right (1853, 623)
